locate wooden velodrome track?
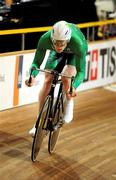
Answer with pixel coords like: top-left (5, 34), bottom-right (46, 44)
top-left (0, 87), bottom-right (116, 180)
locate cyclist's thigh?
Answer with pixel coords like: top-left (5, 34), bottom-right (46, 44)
top-left (44, 72), bottom-right (53, 84)
top-left (61, 54), bottom-right (76, 88)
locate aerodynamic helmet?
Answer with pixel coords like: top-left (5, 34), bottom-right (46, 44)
top-left (51, 21), bottom-right (72, 41)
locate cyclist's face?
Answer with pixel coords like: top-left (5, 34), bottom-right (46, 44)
top-left (52, 40), bottom-right (68, 53)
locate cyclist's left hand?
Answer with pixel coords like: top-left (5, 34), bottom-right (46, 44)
top-left (66, 87), bottom-right (77, 98)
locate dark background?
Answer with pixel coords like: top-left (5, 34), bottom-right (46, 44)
top-left (0, 0), bottom-right (98, 53)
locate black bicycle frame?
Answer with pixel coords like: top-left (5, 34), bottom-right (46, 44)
top-left (45, 71), bottom-right (64, 130)
top-left (29, 68), bottom-right (74, 131)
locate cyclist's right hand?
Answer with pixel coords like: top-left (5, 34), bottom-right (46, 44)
top-left (25, 76), bottom-right (35, 87)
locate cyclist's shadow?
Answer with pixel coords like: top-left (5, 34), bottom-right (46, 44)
top-left (0, 130), bottom-right (31, 161)
top-left (48, 153), bottom-right (81, 179)
top-left (36, 153), bottom-right (105, 180)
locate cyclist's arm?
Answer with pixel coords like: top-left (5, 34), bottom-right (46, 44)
top-left (73, 53), bottom-right (86, 89)
top-left (30, 43), bottom-right (46, 77)
top-left (30, 31), bottom-right (52, 77)
top-left (69, 24), bottom-right (88, 89)
top-left (72, 39), bottom-right (88, 89)
top-left (73, 36), bottom-right (88, 89)
top-left (25, 46), bottom-right (45, 87)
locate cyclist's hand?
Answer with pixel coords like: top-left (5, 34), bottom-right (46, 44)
top-left (66, 87), bottom-right (77, 98)
top-left (25, 76), bottom-right (35, 87)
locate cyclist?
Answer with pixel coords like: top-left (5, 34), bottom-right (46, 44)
top-left (25, 20), bottom-right (88, 137)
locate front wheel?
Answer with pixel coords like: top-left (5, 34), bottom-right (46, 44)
top-left (31, 96), bottom-right (51, 162)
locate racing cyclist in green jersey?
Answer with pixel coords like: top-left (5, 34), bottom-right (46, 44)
top-left (25, 20), bottom-right (88, 137)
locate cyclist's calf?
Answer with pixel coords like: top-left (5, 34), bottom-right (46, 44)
top-left (61, 65), bottom-right (76, 95)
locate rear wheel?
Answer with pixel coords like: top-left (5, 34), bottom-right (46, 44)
top-left (48, 97), bottom-right (63, 154)
top-left (48, 128), bottom-right (61, 154)
top-left (31, 96), bottom-right (51, 162)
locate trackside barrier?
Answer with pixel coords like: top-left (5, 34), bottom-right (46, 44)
top-left (0, 38), bottom-right (116, 110)
top-left (0, 19), bottom-right (116, 50)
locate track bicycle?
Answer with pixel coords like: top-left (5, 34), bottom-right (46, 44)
top-left (28, 67), bottom-right (74, 162)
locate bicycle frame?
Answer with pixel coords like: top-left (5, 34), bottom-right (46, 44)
top-left (30, 67), bottom-right (74, 131)
top-left (39, 71), bottom-right (64, 131)
top-left (30, 67), bottom-right (74, 160)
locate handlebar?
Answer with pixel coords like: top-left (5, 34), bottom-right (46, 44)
top-left (30, 67), bottom-right (73, 79)
top-left (29, 67), bottom-right (75, 94)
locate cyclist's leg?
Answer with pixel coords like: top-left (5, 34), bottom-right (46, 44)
top-left (38, 51), bottom-right (70, 110)
top-left (29, 51), bottom-right (58, 136)
top-left (29, 73), bottom-right (53, 137)
top-left (62, 64), bottom-right (76, 95)
top-left (29, 51), bottom-right (70, 136)
top-left (37, 51), bottom-right (64, 114)
top-left (38, 73), bottom-right (52, 113)
top-left (61, 55), bottom-right (77, 123)
top-left (37, 51), bottom-right (59, 112)
top-left (61, 65), bottom-right (76, 123)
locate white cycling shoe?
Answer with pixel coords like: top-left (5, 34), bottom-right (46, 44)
top-left (29, 99), bottom-right (74, 137)
top-left (29, 124), bottom-right (36, 137)
top-left (63, 99), bottom-right (74, 123)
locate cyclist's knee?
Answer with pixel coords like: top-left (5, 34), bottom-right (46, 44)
top-left (62, 65), bottom-right (76, 76)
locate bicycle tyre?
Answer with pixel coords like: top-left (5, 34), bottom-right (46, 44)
top-left (48, 97), bottom-right (63, 154)
top-left (48, 128), bottom-right (61, 154)
top-left (31, 96), bottom-right (51, 162)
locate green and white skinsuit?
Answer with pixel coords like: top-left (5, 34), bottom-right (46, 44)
top-left (30, 23), bottom-right (88, 89)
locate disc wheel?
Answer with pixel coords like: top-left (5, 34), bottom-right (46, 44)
top-left (48, 99), bottom-right (63, 154)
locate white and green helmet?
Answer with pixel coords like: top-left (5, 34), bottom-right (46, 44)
top-left (51, 21), bottom-right (72, 41)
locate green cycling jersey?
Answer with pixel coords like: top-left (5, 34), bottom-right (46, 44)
top-left (30, 23), bottom-right (88, 89)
